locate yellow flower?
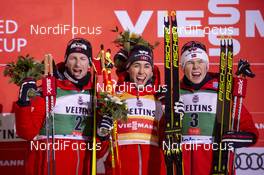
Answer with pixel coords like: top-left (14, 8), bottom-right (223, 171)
top-left (130, 32), bottom-right (139, 39)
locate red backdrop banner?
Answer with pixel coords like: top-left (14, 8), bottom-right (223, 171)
top-left (0, 1), bottom-right (263, 174)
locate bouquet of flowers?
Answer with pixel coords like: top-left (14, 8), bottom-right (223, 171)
top-left (97, 92), bottom-right (128, 122)
top-left (112, 27), bottom-right (159, 73)
top-left (4, 55), bottom-right (44, 85)
top-left (3, 55), bottom-right (44, 97)
top-left (112, 26), bottom-right (159, 53)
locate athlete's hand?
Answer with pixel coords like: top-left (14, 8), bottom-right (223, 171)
top-left (17, 78), bottom-right (37, 106)
top-left (97, 115), bottom-right (113, 138)
top-left (222, 131), bottom-right (257, 149)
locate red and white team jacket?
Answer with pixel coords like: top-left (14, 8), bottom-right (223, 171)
top-left (15, 72), bottom-right (107, 175)
top-left (180, 73), bottom-right (259, 175)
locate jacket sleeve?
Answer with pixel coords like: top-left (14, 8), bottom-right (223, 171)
top-left (236, 104), bottom-right (259, 144)
top-left (15, 96), bottom-right (46, 140)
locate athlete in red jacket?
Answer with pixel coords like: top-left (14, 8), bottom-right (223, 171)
top-left (15, 38), bottom-right (105, 175)
top-left (179, 41), bottom-right (259, 175)
top-left (97, 45), bottom-right (184, 175)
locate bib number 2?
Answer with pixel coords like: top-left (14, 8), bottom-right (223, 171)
top-left (75, 116), bottom-right (83, 130)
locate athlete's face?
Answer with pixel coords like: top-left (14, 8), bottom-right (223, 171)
top-left (127, 61), bottom-right (153, 86)
top-left (65, 52), bottom-right (90, 79)
top-left (184, 58), bottom-right (208, 84)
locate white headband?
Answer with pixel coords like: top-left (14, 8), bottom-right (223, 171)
top-left (180, 47), bottom-right (209, 69)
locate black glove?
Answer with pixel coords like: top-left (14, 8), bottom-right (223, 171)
top-left (97, 115), bottom-right (113, 138)
top-left (106, 62), bottom-right (114, 69)
top-left (221, 131), bottom-right (257, 149)
top-left (236, 59), bottom-right (255, 78)
top-left (17, 78), bottom-right (37, 106)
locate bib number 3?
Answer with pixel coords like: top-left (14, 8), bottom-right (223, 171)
top-left (190, 113), bottom-right (199, 127)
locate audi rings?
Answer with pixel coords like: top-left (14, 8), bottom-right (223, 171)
top-left (235, 153), bottom-right (264, 170)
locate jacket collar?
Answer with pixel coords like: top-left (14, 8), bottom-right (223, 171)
top-left (180, 72), bottom-right (219, 92)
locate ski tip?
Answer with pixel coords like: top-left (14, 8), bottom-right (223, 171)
top-left (220, 36), bottom-right (233, 45)
top-left (170, 11), bottom-right (176, 17)
top-left (220, 37), bottom-right (226, 46)
top-left (170, 11), bottom-right (177, 24)
top-left (164, 17), bottom-right (169, 24)
top-left (228, 38), bottom-right (233, 46)
top-left (164, 11), bottom-right (177, 23)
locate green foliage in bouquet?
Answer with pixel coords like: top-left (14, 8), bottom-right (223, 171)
top-left (112, 26), bottom-right (159, 53)
top-left (112, 27), bottom-right (159, 73)
top-left (3, 55), bottom-right (44, 86)
top-left (97, 92), bottom-right (128, 122)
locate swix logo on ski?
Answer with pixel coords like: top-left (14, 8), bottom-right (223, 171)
top-left (118, 121), bottom-right (157, 131)
top-left (115, 1), bottom-right (264, 56)
top-left (46, 78), bottom-right (52, 95)
top-left (238, 79), bottom-right (244, 95)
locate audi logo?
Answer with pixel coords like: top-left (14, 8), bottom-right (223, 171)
top-left (235, 153), bottom-right (264, 170)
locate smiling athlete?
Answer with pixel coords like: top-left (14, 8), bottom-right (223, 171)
top-left (179, 41), bottom-right (258, 175)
